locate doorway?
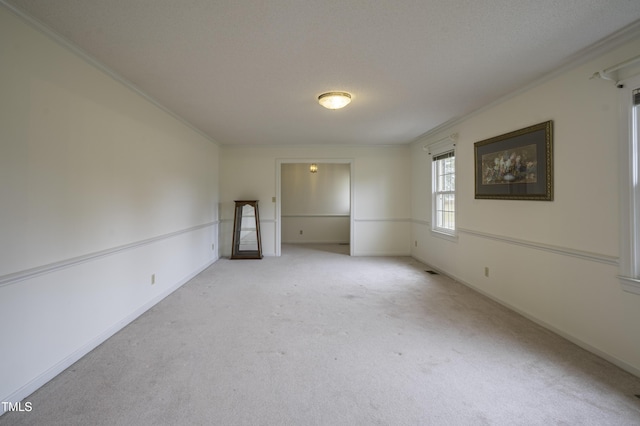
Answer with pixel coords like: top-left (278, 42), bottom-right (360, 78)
top-left (275, 159), bottom-right (354, 256)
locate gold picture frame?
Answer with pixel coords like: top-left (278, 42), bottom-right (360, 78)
top-left (474, 121), bottom-right (553, 200)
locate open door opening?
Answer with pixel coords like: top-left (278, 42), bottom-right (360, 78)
top-left (276, 160), bottom-right (353, 256)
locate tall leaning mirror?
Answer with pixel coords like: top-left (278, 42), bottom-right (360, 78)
top-left (231, 200), bottom-right (263, 259)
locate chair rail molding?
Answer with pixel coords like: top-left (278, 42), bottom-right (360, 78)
top-left (0, 221), bottom-right (219, 288)
top-left (457, 228), bottom-right (618, 266)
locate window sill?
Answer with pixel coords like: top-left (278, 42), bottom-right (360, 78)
top-left (618, 276), bottom-right (640, 296)
top-left (431, 229), bottom-right (458, 243)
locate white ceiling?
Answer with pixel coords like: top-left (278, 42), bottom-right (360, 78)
top-left (4, 1), bottom-right (640, 146)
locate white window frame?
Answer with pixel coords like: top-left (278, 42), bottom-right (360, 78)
top-left (429, 139), bottom-right (457, 240)
top-left (619, 74), bottom-right (640, 295)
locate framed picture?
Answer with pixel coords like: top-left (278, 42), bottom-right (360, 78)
top-left (474, 120), bottom-right (553, 200)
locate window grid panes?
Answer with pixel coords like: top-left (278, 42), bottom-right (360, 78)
top-left (433, 153), bottom-right (455, 232)
top-left (618, 77), bottom-right (640, 294)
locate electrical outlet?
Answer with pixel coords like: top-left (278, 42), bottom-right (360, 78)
top-left (151, 274), bottom-right (156, 285)
top-left (272, 196), bottom-right (276, 202)
top-left (484, 267), bottom-right (489, 278)
top-left (299, 230), bottom-right (303, 235)
top-left (211, 243), bottom-right (215, 251)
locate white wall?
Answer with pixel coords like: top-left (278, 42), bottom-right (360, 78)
top-left (5, 1), bottom-right (638, 412)
top-left (281, 163), bottom-right (350, 244)
top-left (411, 37), bottom-right (640, 376)
top-left (0, 7), bottom-right (220, 409)
top-left (220, 145), bottom-right (411, 256)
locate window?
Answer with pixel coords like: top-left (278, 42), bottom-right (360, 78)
top-left (432, 147), bottom-right (456, 236)
top-left (619, 75), bottom-right (640, 294)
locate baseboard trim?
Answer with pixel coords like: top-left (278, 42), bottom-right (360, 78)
top-left (355, 251), bottom-right (412, 257)
top-left (411, 253), bottom-right (640, 379)
top-left (0, 257), bottom-right (217, 415)
top-left (0, 222), bottom-right (218, 288)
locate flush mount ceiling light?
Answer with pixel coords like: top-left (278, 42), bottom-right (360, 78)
top-left (318, 92), bottom-right (352, 110)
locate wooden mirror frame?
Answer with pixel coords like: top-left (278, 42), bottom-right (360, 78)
top-left (231, 200), bottom-right (263, 259)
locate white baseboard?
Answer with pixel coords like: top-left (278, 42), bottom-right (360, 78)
top-left (411, 254), bottom-right (640, 379)
top-left (354, 251), bottom-right (412, 257)
top-left (1, 257), bottom-right (218, 416)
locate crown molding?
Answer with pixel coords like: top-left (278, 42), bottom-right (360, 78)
top-left (0, 0), bottom-right (219, 146)
top-left (411, 20), bottom-right (640, 145)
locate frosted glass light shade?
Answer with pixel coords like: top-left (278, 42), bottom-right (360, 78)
top-left (318, 92), bottom-right (352, 109)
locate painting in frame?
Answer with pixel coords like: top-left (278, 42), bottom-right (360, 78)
top-left (474, 120), bottom-right (553, 200)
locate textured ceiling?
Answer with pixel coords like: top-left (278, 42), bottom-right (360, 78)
top-left (4, 1), bottom-right (640, 146)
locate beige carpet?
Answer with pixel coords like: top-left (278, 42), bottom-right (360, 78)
top-left (2, 244), bottom-right (640, 425)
